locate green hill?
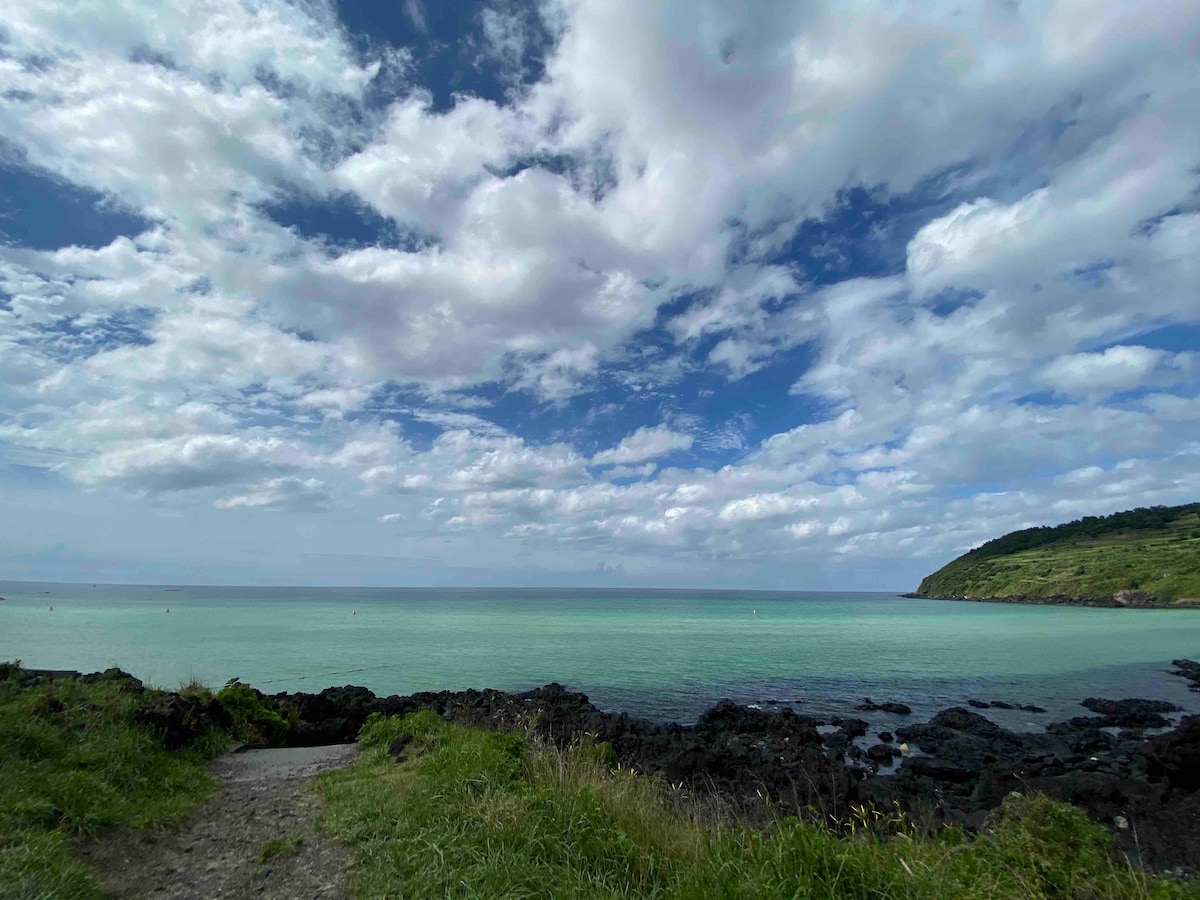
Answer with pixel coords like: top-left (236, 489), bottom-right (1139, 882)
top-left (915, 502), bottom-right (1200, 606)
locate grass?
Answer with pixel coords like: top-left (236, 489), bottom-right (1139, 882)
top-left (319, 711), bottom-right (1198, 899)
top-left (216, 678), bottom-right (292, 744)
top-left (918, 508), bottom-right (1200, 603)
top-left (0, 664), bottom-right (229, 899)
top-left (258, 833), bottom-right (305, 864)
top-left (5, 663), bottom-right (1199, 898)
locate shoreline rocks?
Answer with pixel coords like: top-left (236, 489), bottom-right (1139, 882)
top-left (1171, 659), bottom-right (1200, 691)
top-left (905, 591), bottom-right (1199, 609)
top-left (8, 661), bottom-right (1200, 872)
top-left (855, 698), bottom-right (912, 715)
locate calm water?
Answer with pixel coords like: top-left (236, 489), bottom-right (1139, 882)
top-left (3, 581), bottom-right (1200, 727)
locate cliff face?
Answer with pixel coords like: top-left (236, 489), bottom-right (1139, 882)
top-left (913, 503), bottom-right (1200, 606)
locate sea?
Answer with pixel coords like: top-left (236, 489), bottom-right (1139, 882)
top-left (3, 581), bottom-right (1200, 731)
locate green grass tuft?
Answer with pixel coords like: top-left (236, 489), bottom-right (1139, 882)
top-left (320, 712), bottom-right (1197, 899)
top-left (257, 833), bottom-right (305, 864)
top-left (215, 678), bottom-right (291, 744)
top-left (0, 664), bottom-right (227, 897)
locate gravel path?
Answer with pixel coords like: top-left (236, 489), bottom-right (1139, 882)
top-left (76, 745), bottom-right (358, 899)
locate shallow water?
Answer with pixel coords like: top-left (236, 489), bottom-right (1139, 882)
top-left (2, 581), bottom-right (1199, 727)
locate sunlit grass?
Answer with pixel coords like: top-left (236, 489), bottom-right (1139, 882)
top-left (0, 665), bottom-right (228, 898)
top-left (320, 711), bottom-right (1196, 899)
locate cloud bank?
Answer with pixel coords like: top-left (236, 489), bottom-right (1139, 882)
top-left (0, 0), bottom-right (1197, 587)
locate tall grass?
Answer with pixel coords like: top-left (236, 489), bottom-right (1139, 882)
top-left (0, 665), bottom-right (227, 899)
top-left (320, 711), bottom-right (1197, 899)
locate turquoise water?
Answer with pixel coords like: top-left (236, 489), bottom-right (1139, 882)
top-left (3, 581), bottom-right (1200, 724)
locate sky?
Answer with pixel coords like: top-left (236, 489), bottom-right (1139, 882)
top-left (0, 0), bottom-right (1198, 590)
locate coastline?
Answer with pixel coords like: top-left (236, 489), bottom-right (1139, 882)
top-left (11, 660), bottom-right (1200, 873)
top-left (903, 591), bottom-right (1200, 608)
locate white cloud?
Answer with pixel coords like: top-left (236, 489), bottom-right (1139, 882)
top-left (72, 434), bottom-right (314, 493)
top-left (403, 0), bottom-right (429, 34)
top-left (1042, 346), bottom-right (1193, 397)
top-left (0, 0), bottom-right (1197, 586)
top-left (591, 424), bottom-right (694, 466)
top-left (214, 477), bottom-right (330, 512)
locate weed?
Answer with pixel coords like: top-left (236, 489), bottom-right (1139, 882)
top-left (258, 833), bottom-right (304, 864)
top-left (215, 678), bottom-right (289, 744)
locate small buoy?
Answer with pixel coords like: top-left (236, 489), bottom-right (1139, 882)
top-left (753, 609), bottom-right (757, 615)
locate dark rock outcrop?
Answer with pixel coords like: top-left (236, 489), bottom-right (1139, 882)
top-left (855, 698), bottom-right (912, 715)
top-left (1171, 659), bottom-right (1200, 691)
top-left (1077, 697), bottom-right (1181, 729)
top-left (134, 694), bottom-right (233, 750)
top-left (1139, 716), bottom-right (1200, 790)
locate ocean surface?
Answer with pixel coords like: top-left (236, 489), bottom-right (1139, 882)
top-left (3, 581), bottom-right (1200, 730)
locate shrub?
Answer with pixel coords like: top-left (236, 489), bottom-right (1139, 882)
top-left (215, 679), bottom-right (289, 745)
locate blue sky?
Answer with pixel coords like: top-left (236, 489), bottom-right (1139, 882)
top-left (1, 0), bottom-right (1198, 589)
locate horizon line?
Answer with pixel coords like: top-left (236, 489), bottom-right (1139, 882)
top-left (0, 577), bottom-right (910, 594)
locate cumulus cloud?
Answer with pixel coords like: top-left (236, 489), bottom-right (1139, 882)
top-left (0, 0), bottom-right (1197, 586)
top-left (1041, 346), bottom-right (1194, 397)
top-left (591, 424), bottom-right (694, 466)
top-left (71, 434), bottom-right (315, 493)
top-left (214, 477), bottom-right (331, 512)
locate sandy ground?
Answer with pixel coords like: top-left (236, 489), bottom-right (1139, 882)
top-left (76, 745), bottom-right (357, 899)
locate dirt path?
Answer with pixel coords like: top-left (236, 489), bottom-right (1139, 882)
top-left (77, 745), bottom-right (358, 899)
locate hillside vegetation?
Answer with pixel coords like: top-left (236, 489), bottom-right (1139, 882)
top-left (916, 503), bottom-right (1200, 605)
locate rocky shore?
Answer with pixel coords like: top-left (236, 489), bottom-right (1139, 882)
top-left (15, 661), bottom-right (1200, 874)
top-left (901, 590), bottom-right (1198, 608)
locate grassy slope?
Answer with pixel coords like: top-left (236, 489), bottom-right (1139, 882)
top-left (0, 667), bottom-right (226, 899)
top-left (319, 711), bottom-right (1194, 899)
top-left (917, 504), bottom-right (1200, 603)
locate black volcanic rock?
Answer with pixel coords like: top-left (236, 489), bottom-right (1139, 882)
top-left (695, 698), bottom-right (773, 733)
top-left (1171, 659), bottom-right (1200, 691)
top-left (1139, 715), bottom-right (1200, 790)
top-left (135, 694), bottom-right (232, 750)
top-left (830, 716), bottom-right (869, 737)
top-left (1082, 697), bottom-right (1180, 717)
top-left (907, 757), bottom-right (975, 783)
top-left (855, 698), bottom-right (912, 715)
top-left (866, 743), bottom-right (898, 762)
